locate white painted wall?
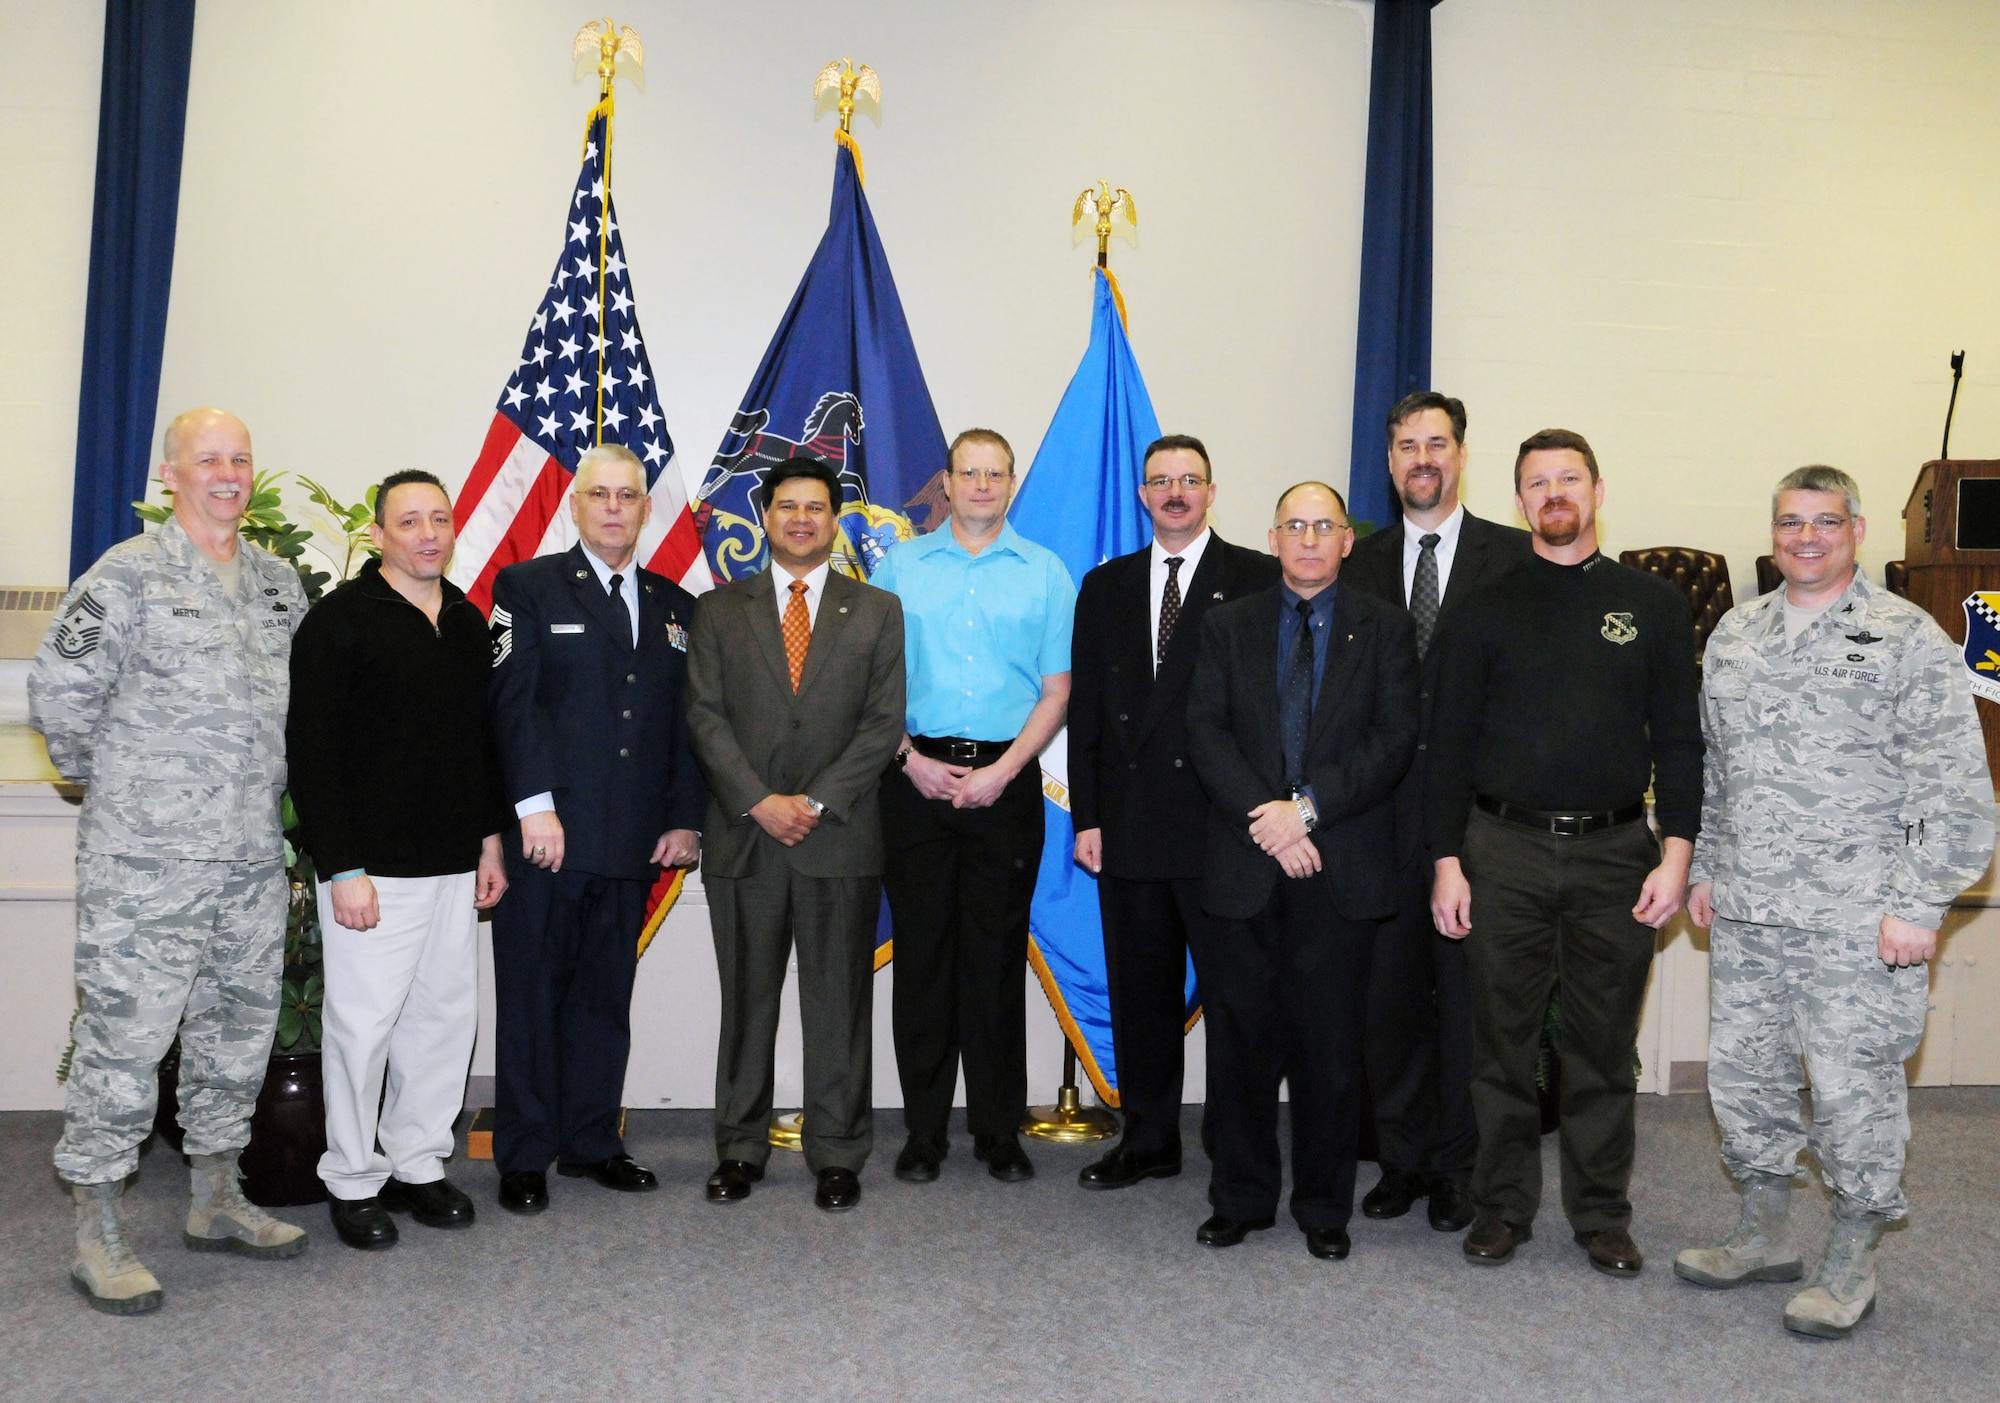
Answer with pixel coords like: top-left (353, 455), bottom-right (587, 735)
top-left (1432, 0), bottom-right (2000, 592)
top-left (0, 0), bottom-right (102, 586)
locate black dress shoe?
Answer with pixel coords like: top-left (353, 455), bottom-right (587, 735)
top-left (556, 1154), bottom-right (658, 1192)
top-left (1304, 1226), bottom-right (1352, 1260)
top-left (1361, 1166), bottom-right (1426, 1220)
top-left (894, 1132), bottom-right (947, 1183)
top-left (328, 1195), bottom-right (398, 1250)
top-left (815, 1167), bottom-right (861, 1212)
top-left (498, 1170), bottom-right (549, 1214)
top-left (1197, 1213), bottom-right (1276, 1247)
top-left (705, 1159), bottom-right (765, 1203)
top-left (972, 1134), bottom-right (1035, 1182)
top-left (1575, 1225), bottom-right (1644, 1277)
top-left (1463, 1214), bottom-right (1532, 1264)
top-left (1077, 1144), bottom-right (1181, 1191)
top-left (379, 1175), bottom-right (475, 1228)
top-left (1427, 1177), bottom-right (1476, 1233)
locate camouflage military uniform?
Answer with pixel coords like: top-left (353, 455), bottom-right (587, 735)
top-left (30, 517), bottom-right (305, 1184)
top-left (1692, 570), bottom-right (1994, 1216)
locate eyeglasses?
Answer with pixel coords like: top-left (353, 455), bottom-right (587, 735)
top-left (1275, 519), bottom-right (1350, 538)
top-left (953, 468), bottom-right (1011, 485)
top-left (1144, 473), bottom-right (1210, 492)
top-left (580, 487), bottom-right (644, 505)
top-left (1772, 514), bottom-right (1851, 535)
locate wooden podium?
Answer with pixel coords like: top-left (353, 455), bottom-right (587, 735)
top-left (1902, 458), bottom-right (2000, 777)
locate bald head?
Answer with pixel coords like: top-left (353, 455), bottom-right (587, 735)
top-left (163, 408), bottom-right (250, 465)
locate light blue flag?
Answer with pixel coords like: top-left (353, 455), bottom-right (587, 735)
top-left (1007, 266), bottom-right (1174, 1105)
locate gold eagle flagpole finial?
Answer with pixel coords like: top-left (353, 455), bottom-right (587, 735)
top-left (1072, 180), bottom-right (1137, 270)
top-left (574, 17), bottom-right (644, 100)
top-left (814, 57), bottom-right (881, 135)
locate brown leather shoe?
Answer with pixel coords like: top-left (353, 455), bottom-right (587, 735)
top-left (1576, 1226), bottom-right (1644, 1277)
top-left (1462, 1214), bottom-right (1532, 1264)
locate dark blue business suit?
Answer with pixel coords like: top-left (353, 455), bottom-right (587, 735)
top-left (487, 544), bottom-right (707, 1173)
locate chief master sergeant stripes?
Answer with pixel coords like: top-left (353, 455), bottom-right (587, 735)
top-left (1677, 464), bottom-right (1995, 1339)
top-left (29, 407), bottom-right (311, 1316)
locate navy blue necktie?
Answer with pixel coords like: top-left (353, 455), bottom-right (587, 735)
top-left (1280, 598), bottom-right (1315, 790)
top-left (607, 572), bottom-right (633, 649)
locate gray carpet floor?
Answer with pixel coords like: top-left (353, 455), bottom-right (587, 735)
top-left (1, 1090), bottom-right (1995, 1403)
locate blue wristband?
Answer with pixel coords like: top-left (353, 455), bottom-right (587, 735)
top-left (330, 869), bottom-right (366, 882)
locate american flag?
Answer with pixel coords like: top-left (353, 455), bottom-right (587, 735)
top-left (451, 107), bottom-right (707, 611)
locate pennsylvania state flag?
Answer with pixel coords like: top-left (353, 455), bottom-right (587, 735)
top-left (693, 139), bottom-right (949, 586)
top-left (1008, 267), bottom-right (1180, 1105)
top-left (693, 137), bottom-right (948, 970)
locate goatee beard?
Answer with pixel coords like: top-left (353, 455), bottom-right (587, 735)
top-left (1400, 478), bottom-right (1442, 513)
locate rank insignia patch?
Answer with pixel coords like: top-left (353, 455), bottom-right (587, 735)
top-left (490, 605), bottom-right (513, 668)
top-left (50, 590), bottom-right (106, 660)
top-left (1600, 611), bottom-right (1638, 645)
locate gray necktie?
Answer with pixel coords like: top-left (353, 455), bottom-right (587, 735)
top-left (1411, 533), bottom-right (1441, 658)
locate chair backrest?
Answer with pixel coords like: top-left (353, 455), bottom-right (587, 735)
top-left (1755, 555), bottom-right (1782, 596)
top-left (1885, 559), bottom-right (1909, 597)
top-left (1617, 547), bottom-right (1734, 662)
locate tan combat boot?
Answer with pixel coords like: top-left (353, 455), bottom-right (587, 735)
top-left (1673, 1173), bottom-right (1804, 1288)
top-left (70, 1179), bottom-right (164, 1315)
top-left (1783, 1199), bottom-right (1888, 1339)
top-left (184, 1152), bottom-right (309, 1259)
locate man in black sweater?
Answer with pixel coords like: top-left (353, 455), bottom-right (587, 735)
top-left (1427, 429), bottom-right (1701, 1278)
top-left (287, 470), bottom-right (510, 1250)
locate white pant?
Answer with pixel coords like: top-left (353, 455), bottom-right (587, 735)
top-left (316, 872), bottom-right (479, 1199)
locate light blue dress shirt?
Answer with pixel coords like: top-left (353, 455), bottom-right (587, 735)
top-left (872, 520), bottom-right (1076, 741)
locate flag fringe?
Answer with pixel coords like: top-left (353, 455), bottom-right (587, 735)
top-left (635, 867), bottom-right (686, 958)
top-left (1027, 937), bottom-right (1121, 1109)
top-left (834, 127), bottom-right (866, 187)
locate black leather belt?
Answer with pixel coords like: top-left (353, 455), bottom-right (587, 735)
top-left (1476, 794), bottom-right (1646, 837)
top-left (912, 736), bottom-right (1013, 763)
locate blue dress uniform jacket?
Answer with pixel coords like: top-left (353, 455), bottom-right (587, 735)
top-left (488, 544), bottom-right (707, 875)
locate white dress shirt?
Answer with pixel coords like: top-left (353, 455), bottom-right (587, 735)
top-left (1399, 502), bottom-right (1466, 606)
top-left (773, 558), bottom-right (832, 630)
top-left (515, 544), bottom-right (642, 820)
top-left (1148, 528), bottom-right (1212, 675)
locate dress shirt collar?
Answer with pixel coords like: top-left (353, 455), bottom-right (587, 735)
top-left (927, 518), bottom-right (1031, 561)
top-left (1278, 579), bottom-right (1338, 618)
top-left (1401, 502), bottom-right (1465, 560)
top-left (773, 558), bottom-right (833, 625)
top-left (1151, 527), bottom-right (1212, 577)
top-left (578, 543), bottom-right (640, 644)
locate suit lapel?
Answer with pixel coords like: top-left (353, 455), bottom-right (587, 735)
top-left (1439, 512), bottom-right (1483, 611)
top-left (1309, 587), bottom-right (1368, 742)
top-left (1134, 536), bottom-right (1229, 744)
top-left (743, 569), bottom-right (795, 697)
top-left (1371, 521), bottom-right (1409, 606)
top-left (1247, 586), bottom-right (1285, 776)
top-left (794, 570), bottom-right (855, 699)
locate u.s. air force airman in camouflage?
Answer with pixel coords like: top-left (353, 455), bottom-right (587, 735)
top-left (1677, 465), bottom-right (1995, 1339)
top-left (29, 409), bottom-right (311, 1314)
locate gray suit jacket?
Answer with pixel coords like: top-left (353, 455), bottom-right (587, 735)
top-left (687, 567), bottom-right (906, 879)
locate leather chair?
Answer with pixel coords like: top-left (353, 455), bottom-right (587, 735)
top-left (1755, 555), bottom-right (1782, 596)
top-left (1885, 560), bottom-right (1909, 597)
top-left (1618, 547), bottom-right (1734, 663)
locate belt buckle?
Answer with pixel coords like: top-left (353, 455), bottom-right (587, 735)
top-left (944, 738), bottom-right (981, 762)
top-left (1549, 813), bottom-right (1589, 837)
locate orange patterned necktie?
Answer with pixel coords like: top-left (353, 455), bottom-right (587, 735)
top-left (782, 579), bottom-right (811, 691)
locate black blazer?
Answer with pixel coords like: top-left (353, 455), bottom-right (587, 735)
top-left (1069, 534), bottom-right (1280, 881)
top-left (1188, 583), bottom-right (1419, 921)
top-left (1342, 510), bottom-right (1533, 861)
top-left (488, 544), bottom-right (708, 881)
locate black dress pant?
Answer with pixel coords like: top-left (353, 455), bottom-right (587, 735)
top-left (490, 856), bottom-right (648, 1173)
top-left (708, 865), bottom-right (879, 1173)
top-left (1098, 874), bottom-right (1210, 1159)
top-left (1461, 806), bottom-right (1660, 1232)
top-left (1190, 869), bottom-right (1378, 1231)
top-left (1364, 850), bottom-right (1477, 1182)
top-left (880, 761), bottom-right (1043, 1141)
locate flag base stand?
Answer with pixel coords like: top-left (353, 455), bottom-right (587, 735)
top-left (1023, 1046), bottom-right (1117, 1143)
top-left (768, 1112), bottom-right (805, 1152)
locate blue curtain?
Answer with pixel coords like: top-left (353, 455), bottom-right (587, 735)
top-left (1346, 0), bottom-right (1438, 530)
top-left (69, 0), bottom-right (198, 580)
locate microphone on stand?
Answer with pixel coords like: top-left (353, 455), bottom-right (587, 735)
top-left (1942, 350), bottom-right (1966, 460)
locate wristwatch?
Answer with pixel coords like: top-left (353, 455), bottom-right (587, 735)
top-left (895, 743), bottom-right (916, 769)
top-left (805, 796), bottom-right (827, 817)
top-left (1294, 793), bottom-right (1319, 833)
